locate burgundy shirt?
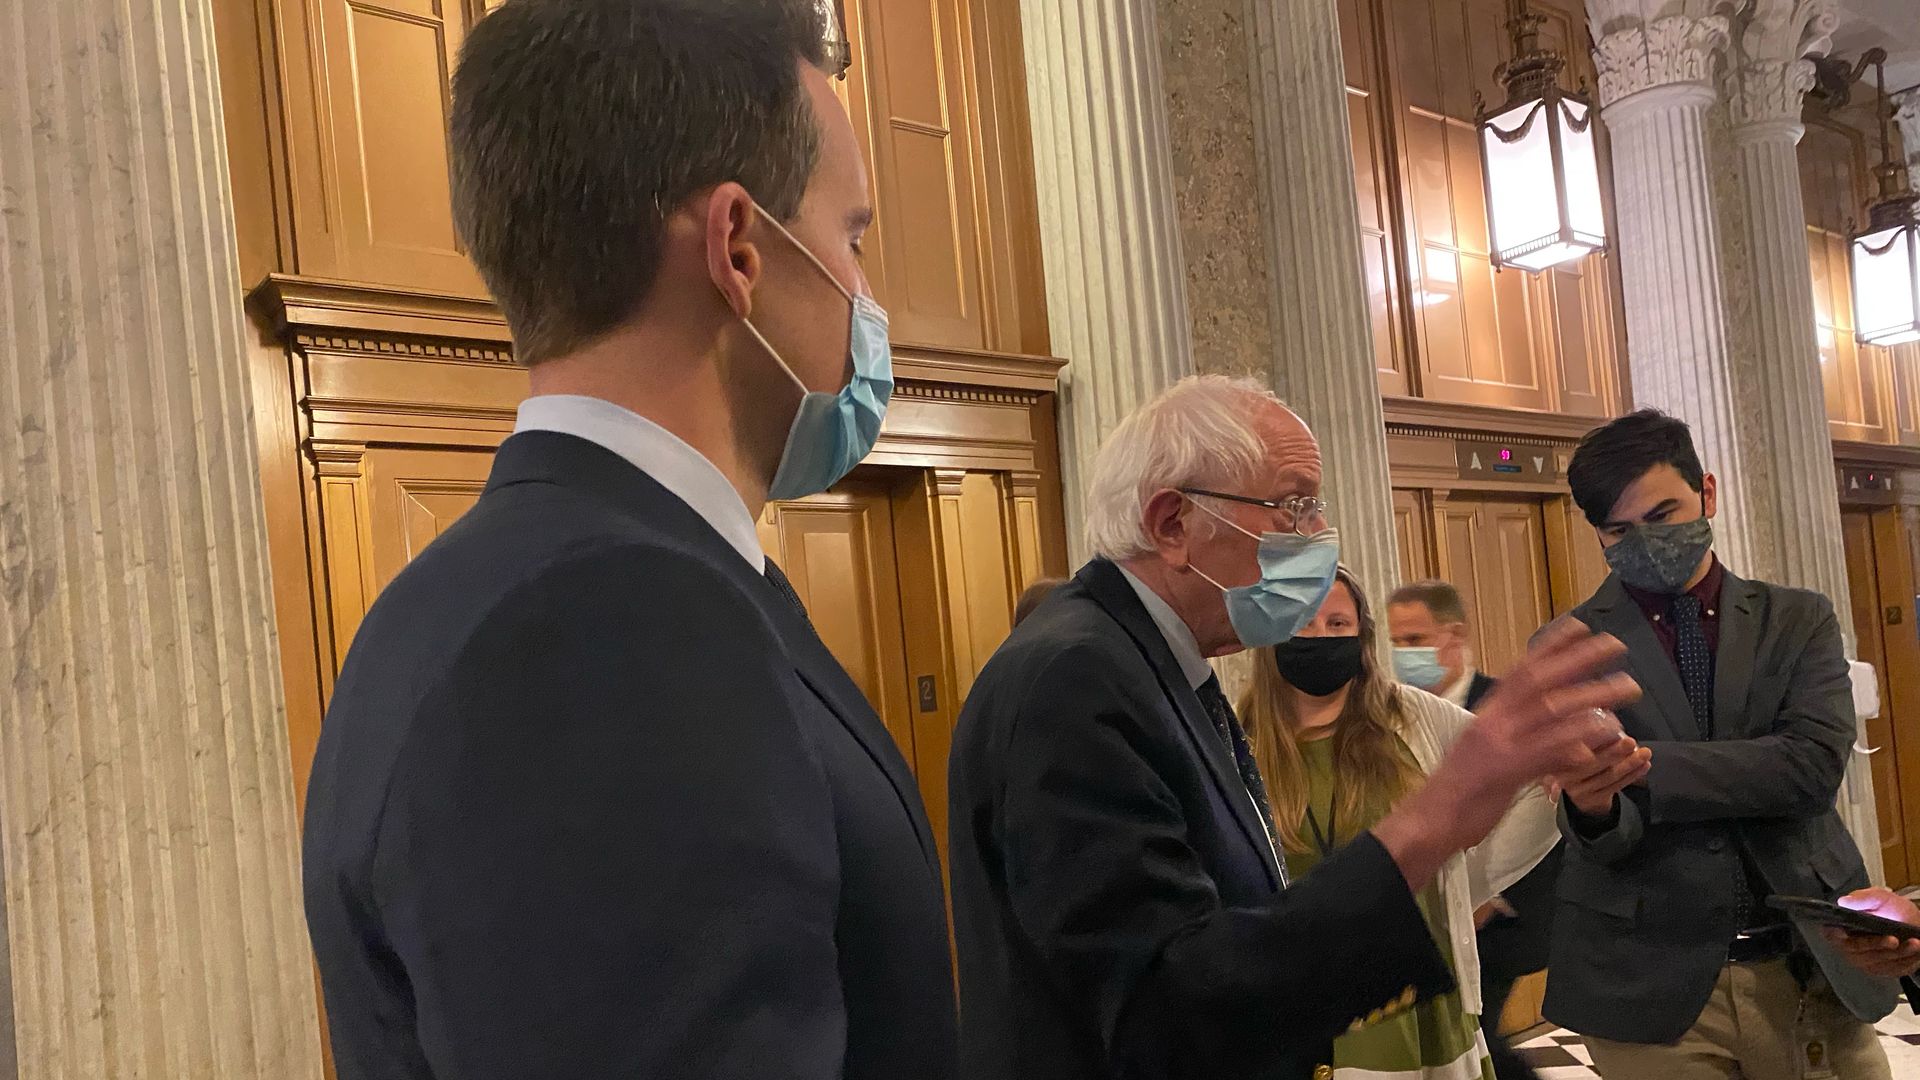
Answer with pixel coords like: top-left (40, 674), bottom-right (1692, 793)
top-left (1620, 555), bottom-right (1726, 660)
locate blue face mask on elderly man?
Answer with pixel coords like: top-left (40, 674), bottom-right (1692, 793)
top-left (1179, 492), bottom-right (1341, 648)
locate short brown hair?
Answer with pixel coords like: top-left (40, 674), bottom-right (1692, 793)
top-left (1013, 576), bottom-right (1066, 627)
top-left (451, 0), bottom-right (831, 363)
top-left (1387, 579), bottom-right (1467, 624)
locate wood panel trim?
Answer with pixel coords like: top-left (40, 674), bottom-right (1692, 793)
top-left (251, 273), bottom-right (512, 344)
top-left (1834, 440), bottom-right (1920, 471)
top-left (893, 342), bottom-right (1066, 392)
top-left (1382, 395), bottom-right (1602, 442)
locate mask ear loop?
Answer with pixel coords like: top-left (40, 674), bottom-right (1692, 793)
top-left (1180, 492), bottom-right (1262, 593)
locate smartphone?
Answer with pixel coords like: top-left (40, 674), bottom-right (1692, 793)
top-left (1766, 895), bottom-right (1920, 941)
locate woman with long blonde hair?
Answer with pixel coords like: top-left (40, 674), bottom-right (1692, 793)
top-left (1239, 565), bottom-right (1559, 1080)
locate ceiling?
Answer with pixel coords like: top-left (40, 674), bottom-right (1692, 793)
top-left (1829, 0), bottom-right (1920, 97)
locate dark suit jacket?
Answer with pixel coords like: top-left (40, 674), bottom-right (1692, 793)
top-left (948, 558), bottom-right (1452, 1080)
top-left (1467, 672), bottom-right (1561, 985)
top-left (1545, 572), bottom-right (1896, 1043)
top-left (303, 431), bottom-right (956, 1080)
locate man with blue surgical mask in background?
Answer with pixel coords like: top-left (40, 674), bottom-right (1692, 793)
top-left (946, 375), bottom-right (1648, 1080)
top-left (1390, 579), bottom-right (1557, 1080)
top-left (301, 3), bottom-right (955, 1078)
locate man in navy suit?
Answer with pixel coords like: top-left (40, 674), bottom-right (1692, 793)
top-left (300, 2), bottom-right (954, 1078)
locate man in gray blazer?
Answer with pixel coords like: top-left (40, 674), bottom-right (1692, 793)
top-left (1548, 409), bottom-right (1898, 1079)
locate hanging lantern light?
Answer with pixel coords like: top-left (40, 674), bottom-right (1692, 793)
top-left (1849, 50), bottom-right (1920, 347)
top-left (1474, 0), bottom-right (1607, 273)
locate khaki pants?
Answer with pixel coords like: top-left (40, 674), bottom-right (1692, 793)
top-left (1584, 959), bottom-right (1891, 1080)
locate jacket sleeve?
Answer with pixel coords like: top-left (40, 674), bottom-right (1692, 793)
top-left (1558, 786), bottom-right (1648, 865)
top-left (369, 549), bottom-right (848, 1080)
top-left (998, 645), bottom-right (1453, 1078)
top-left (1636, 595), bottom-right (1853, 825)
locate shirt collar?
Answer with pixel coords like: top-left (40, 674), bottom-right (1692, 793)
top-left (1439, 668), bottom-right (1475, 709)
top-left (1621, 553), bottom-right (1725, 617)
top-left (1116, 565), bottom-right (1215, 690)
top-left (513, 394), bottom-right (766, 572)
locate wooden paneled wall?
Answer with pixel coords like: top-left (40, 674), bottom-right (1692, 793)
top-left (212, 0), bottom-right (1070, 832)
top-left (1341, 0), bottom-right (1627, 418)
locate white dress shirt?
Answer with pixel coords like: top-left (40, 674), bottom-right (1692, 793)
top-left (513, 394), bottom-right (765, 572)
top-left (1439, 667), bottom-right (1477, 710)
top-left (1116, 565), bottom-right (1215, 690)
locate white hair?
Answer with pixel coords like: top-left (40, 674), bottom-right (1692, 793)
top-left (1084, 375), bottom-right (1285, 560)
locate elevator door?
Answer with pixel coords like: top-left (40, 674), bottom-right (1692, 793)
top-left (1432, 492), bottom-right (1557, 676)
top-left (1840, 506), bottom-right (1920, 890)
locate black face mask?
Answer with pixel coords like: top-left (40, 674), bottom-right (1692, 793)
top-left (1272, 636), bottom-right (1364, 697)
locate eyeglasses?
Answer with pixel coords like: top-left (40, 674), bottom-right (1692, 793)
top-left (1179, 487), bottom-right (1330, 537)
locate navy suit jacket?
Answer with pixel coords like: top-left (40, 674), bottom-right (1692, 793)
top-left (303, 431), bottom-right (956, 1080)
top-left (948, 558), bottom-right (1451, 1080)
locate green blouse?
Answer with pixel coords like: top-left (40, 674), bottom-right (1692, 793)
top-left (1282, 735), bottom-right (1493, 1080)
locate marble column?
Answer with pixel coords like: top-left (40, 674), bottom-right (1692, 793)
top-left (1723, 0), bottom-right (1883, 881)
top-left (1725, 0), bottom-right (1847, 616)
top-left (1020, 0), bottom-right (1194, 559)
top-left (0, 2), bottom-right (325, 1077)
top-left (1240, 0), bottom-right (1401, 604)
top-left (1588, 2), bottom-right (1758, 574)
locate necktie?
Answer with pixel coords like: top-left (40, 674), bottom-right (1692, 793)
top-left (1196, 675), bottom-right (1288, 887)
top-left (1672, 593), bottom-right (1754, 928)
top-left (1669, 594), bottom-right (1714, 740)
top-left (763, 558), bottom-right (811, 621)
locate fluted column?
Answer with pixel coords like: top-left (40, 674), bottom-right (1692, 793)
top-left (1020, 0), bottom-right (1194, 558)
top-left (1723, 0), bottom-right (1882, 881)
top-left (0, 2), bottom-right (325, 1078)
top-left (1242, 0), bottom-right (1400, 602)
top-left (1725, 1), bottom-right (1847, 613)
top-left (1588, 3), bottom-right (1756, 574)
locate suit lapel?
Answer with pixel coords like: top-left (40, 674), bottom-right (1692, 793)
top-left (1585, 578), bottom-right (1694, 742)
top-left (761, 595), bottom-right (942, 872)
top-left (1078, 559), bottom-right (1283, 889)
top-left (1712, 572), bottom-right (1764, 740)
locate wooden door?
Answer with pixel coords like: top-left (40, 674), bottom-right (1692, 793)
top-left (315, 444), bottom-right (493, 683)
top-left (1841, 507), bottom-right (1920, 889)
top-left (279, 0), bottom-right (489, 295)
top-left (759, 482), bottom-right (919, 766)
top-left (1432, 492), bottom-right (1555, 676)
top-left (1393, 488), bottom-right (1438, 583)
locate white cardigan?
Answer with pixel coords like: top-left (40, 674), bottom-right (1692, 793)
top-left (1390, 684), bottom-right (1560, 1017)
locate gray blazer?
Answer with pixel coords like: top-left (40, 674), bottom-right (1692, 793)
top-left (1542, 570), bottom-right (1897, 1044)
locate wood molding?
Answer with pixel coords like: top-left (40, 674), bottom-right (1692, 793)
top-left (1382, 395), bottom-right (1603, 444)
top-left (249, 273), bottom-right (512, 346)
top-left (892, 342), bottom-right (1066, 393)
top-left (1833, 439), bottom-right (1920, 470)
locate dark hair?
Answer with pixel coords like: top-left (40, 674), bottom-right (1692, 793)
top-left (1566, 409), bottom-right (1705, 526)
top-left (451, 0), bottom-right (831, 364)
top-left (1387, 579), bottom-right (1466, 624)
top-left (1012, 576), bottom-right (1067, 627)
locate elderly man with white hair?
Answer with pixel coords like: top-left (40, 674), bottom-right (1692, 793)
top-left (946, 375), bottom-right (1649, 1080)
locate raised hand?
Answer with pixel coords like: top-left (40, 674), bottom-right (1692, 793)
top-left (1374, 620), bottom-right (1640, 889)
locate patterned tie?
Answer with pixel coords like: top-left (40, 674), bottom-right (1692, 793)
top-left (763, 558), bottom-right (812, 621)
top-left (1196, 675), bottom-right (1288, 887)
top-left (1672, 593), bottom-right (1753, 927)
top-left (1669, 594), bottom-right (1714, 740)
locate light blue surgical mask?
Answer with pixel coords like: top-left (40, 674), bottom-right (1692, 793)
top-left (1392, 646), bottom-right (1449, 689)
top-left (739, 206), bottom-right (894, 501)
top-left (1185, 497), bottom-right (1341, 647)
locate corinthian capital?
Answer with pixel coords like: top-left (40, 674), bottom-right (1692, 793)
top-left (1588, 2), bottom-right (1732, 107)
top-left (1727, 0), bottom-right (1836, 128)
